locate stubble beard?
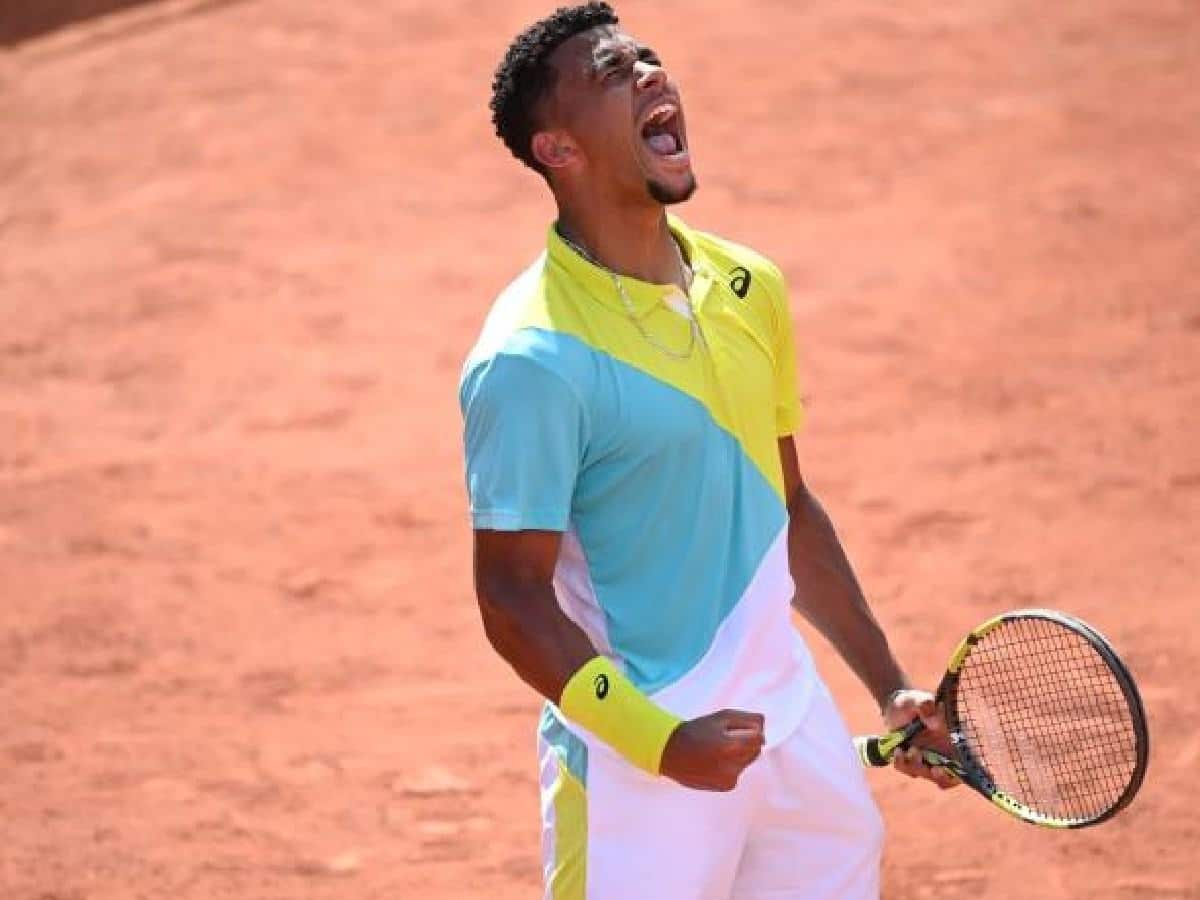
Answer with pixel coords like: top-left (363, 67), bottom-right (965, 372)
top-left (647, 173), bottom-right (698, 205)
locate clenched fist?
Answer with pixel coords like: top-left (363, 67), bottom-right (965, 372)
top-left (660, 709), bottom-right (766, 791)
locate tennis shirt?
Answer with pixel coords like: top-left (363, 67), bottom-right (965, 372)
top-left (460, 216), bottom-right (819, 760)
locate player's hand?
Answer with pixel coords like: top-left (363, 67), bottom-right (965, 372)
top-left (883, 689), bottom-right (960, 790)
top-left (660, 709), bottom-right (766, 792)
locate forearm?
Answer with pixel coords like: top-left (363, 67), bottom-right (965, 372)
top-left (786, 484), bottom-right (909, 707)
top-left (475, 575), bottom-right (598, 702)
top-left (475, 569), bottom-right (685, 779)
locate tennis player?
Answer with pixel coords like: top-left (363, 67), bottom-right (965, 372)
top-left (460, 4), bottom-right (957, 897)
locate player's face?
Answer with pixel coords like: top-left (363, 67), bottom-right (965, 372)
top-left (542, 26), bottom-right (696, 205)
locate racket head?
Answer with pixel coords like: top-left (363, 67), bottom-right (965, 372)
top-left (941, 609), bottom-right (1149, 828)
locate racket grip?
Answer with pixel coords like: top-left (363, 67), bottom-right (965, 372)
top-left (854, 735), bottom-right (891, 767)
top-left (853, 718), bottom-right (927, 768)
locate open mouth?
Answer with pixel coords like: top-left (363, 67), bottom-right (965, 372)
top-left (639, 102), bottom-right (687, 159)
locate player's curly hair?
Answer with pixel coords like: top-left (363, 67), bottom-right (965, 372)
top-left (490, 3), bottom-right (619, 178)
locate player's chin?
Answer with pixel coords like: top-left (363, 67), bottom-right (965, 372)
top-left (637, 146), bottom-right (696, 204)
top-left (643, 163), bottom-right (700, 205)
top-left (645, 170), bottom-right (698, 206)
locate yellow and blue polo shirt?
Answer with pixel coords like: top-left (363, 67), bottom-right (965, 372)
top-left (460, 216), bottom-right (818, 764)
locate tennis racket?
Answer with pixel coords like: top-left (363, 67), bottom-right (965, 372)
top-left (854, 608), bottom-right (1149, 828)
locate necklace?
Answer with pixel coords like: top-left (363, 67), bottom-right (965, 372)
top-left (557, 226), bottom-right (702, 361)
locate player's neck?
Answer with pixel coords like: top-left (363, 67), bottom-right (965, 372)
top-left (555, 198), bottom-right (684, 290)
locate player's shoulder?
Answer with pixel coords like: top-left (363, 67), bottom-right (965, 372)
top-left (679, 220), bottom-right (786, 297)
top-left (459, 253), bottom-right (592, 408)
top-left (463, 254), bottom-right (546, 371)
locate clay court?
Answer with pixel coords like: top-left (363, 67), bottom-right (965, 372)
top-left (2, 0), bottom-right (1198, 896)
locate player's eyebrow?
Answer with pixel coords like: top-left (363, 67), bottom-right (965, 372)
top-left (590, 45), bottom-right (627, 72)
top-left (590, 41), bottom-right (662, 79)
top-left (590, 39), bottom-right (640, 73)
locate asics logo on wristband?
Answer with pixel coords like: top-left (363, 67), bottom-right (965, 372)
top-left (560, 658), bottom-right (682, 774)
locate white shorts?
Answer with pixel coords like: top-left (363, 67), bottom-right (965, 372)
top-left (538, 681), bottom-right (884, 899)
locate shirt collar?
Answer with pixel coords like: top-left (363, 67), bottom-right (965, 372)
top-left (545, 215), bottom-right (700, 316)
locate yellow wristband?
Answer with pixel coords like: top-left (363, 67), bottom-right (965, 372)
top-left (558, 656), bottom-right (682, 775)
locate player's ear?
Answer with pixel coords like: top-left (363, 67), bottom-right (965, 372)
top-left (531, 130), bottom-right (578, 172)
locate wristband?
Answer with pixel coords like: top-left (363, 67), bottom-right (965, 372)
top-left (558, 656), bottom-right (682, 775)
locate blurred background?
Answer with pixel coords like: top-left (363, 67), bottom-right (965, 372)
top-left (2, 0), bottom-right (1197, 897)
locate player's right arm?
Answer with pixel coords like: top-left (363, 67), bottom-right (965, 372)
top-left (472, 526), bottom-right (766, 791)
top-left (473, 527), bottom-right (594, 701)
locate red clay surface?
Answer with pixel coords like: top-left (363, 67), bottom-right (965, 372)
top-left (3, 1), bottom-right (1198, 897)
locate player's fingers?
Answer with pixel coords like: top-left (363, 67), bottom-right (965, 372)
top-left (885, 691), bottom-right (924, 730)
top-left (721, 726), bottom-right (765, 766)
top-left (932, 766), bottom-right (961, 790)
top-left (893, 747), bottom-right (922, 778)
top-left (917, 699), bottom-right (947, 734)
top-left (899, 747), bottom-right (960, 789)
top-left (732, 739), bottom-right (764, 768)
top-left (691, 777), bottom-right (736, 792)
top-left (723, 729), bottom-right (765, 762)
top-left (720, 724), bottom-right (758, 739)
top-left (723, 730), bottom-right (764, 765)
top-left (722, 726), bottom-right (765, 750)
top-left (720, 710), bottom-right (766, 733)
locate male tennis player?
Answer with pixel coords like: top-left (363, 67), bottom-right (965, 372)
top-left (460, 4), bottom-right (956, 898)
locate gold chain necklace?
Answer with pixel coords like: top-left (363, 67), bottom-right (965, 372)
top-left (557, 226), bottom-right (702, 361)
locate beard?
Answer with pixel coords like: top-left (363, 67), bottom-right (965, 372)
top-left (647, 173), bottom-right (698, 205)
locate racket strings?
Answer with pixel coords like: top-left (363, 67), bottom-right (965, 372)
top-left (955, 617), bottom-right (1138, 822)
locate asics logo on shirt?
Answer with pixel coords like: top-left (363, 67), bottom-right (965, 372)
top-left (729, 266), bottom-right (752, 299)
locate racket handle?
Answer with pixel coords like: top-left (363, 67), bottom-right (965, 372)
top-left (853, 717), bottom-right (928, 767)
top-left (853, 735), bottom-right (892, 767)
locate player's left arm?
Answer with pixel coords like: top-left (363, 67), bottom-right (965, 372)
top-left (776, 437), bottom-right (902, 707)
top-left (776, 436), bottom-right (901, 706)
top-left (778, 436), bottom-right (957, 788)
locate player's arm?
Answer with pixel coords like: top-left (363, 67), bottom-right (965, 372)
top-left (473, 528), bottom-right (596, 700)
top-left (777, 436), bottom-right (957, 788)
top-left (760, 257), bottom-right (952, 786)
top-left (472, 527), bottom-right (766, 791)
top-left (777, 436), bottom-right (906, 707)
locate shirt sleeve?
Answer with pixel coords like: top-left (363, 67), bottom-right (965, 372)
top-left (765, 266), bottom-right (804, 436)
top-left (460, 352), bottom-right (588, 532)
